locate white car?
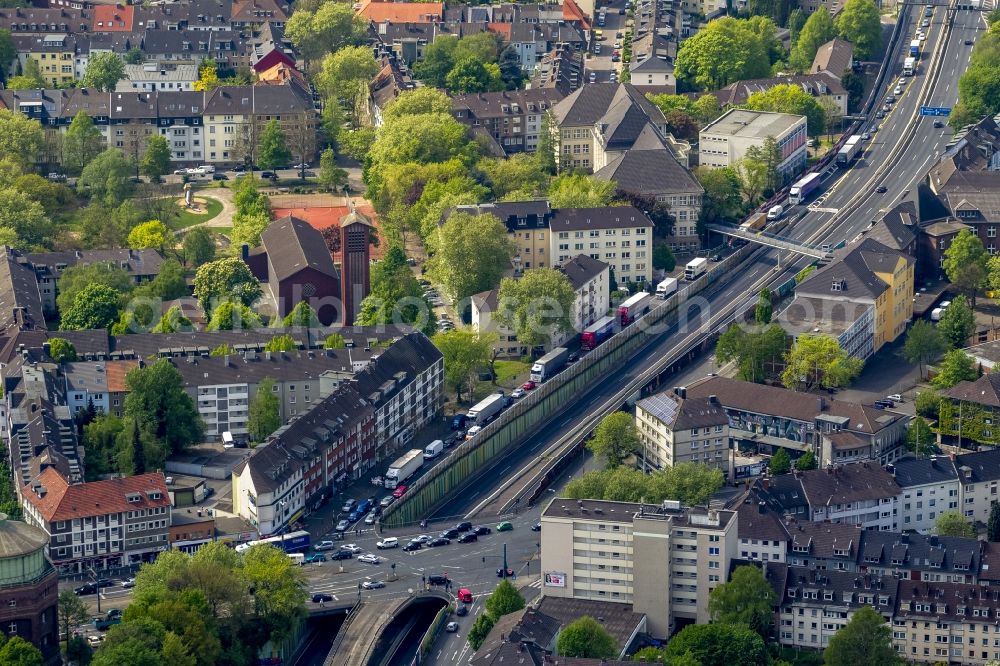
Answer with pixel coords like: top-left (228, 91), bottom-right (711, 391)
top-left (379, 496), bottom-right (395, 508)
top-left (364, 511), bottom-right (378, 525)
top-left (362, 580), bottom-right (386, 589)
top-left (376, 537), bottom-right (398, 549)
top-left (893, 85), bottom-right (902, 96)
top-left (358, 553), bottom-right (381, 564)
top-left (411, 534), bottom-right (432, 544)
top-left (314, 540), bottom-right (338, 551)
top-left (121, 577), bottom-right (135, 588)
top-left (343, 543), bottom-right (363, 554)
top-left (511, 388), bottom-right (526, 399)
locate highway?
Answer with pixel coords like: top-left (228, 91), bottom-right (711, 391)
top-left (426, 2), bottom-right (986, 522)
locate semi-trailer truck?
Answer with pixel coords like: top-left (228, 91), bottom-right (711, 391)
top-left (530, 347), bottom-right (570, 383)
top-left (903, 56), bottom-right (916, 75)
top-left (684, 257), bottom-right (708, 280)
top-left (617, 291), bottom-right (652, 325)
top-left (384, 449), bottom-right (424, 488)
top-left (466, 393), bottom-right (505, 426)
top-left (789, 172), bottom-right (822, 203)
top-left (655, 277), bottom-right (678, 299)
top-left (581, 316), bottom-right (616, 350)
top-left (910, 39), bottom-right (920, 57)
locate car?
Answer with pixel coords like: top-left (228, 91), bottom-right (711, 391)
top-left (446, 621), bottom-right (460, 633)
top-left (377, 537), bottom-right (399, 549)
top-left (472, 526), bottom-right (492, 536)
top-left (428, 574), bottom-right (450, 585)
top-left (881, 103), bottom-right (891, 113)
top-left (440, 528), bottom-right (461, 539)
top-left (403, 541), bottom-right (423, 552)
top-left (341, 499), bottom-right (357, 513)
top-left (875, 185), bottom-right (888, 193)
top-left (212, 173), bottom-right (229, 181)
top-left (862, 132), bottom-right (872, 140)
top-left (392, 485), bottom-right (409, 498)
top-left (898, 77), bottom-right (906, 87)
top-left (568, 351), bottom-right (580, 363)
top-left (522, 380), bottom-right (537, 391)
top-left (588, 71), bottom-right (597, 83)
top-left (613, 41), bottom-right (622, 48)
top-left (47, 172), bottom-right (67, 182)
top-left (261, 171), bottom-right (278, 179)
top-left (496, 567), bottom-right (515, 577)
top-left (531, 522), bottom-right (542, 531)
top-left (887, 394), bottom-right (903, 402)
top-left (87, 635), bottom-right (105, 648)
top-left (924, 6), bottom-right (932, 16)
top-left (363, 580), bottom-right (386, 590)
top-left (412, 534), bottom-right (433, 544)
top-left (348, 510), bottom-right (362, 523)
top-left (439, 322), bottom-right (455, 331)
top-left (173, 169), bottom-right (188, 175)
top-left (429, 537), bottom-right (451, 547)
top-left (455, 521), bottom-right (473, 532)
top-left (965, 38), bottom-right (974, 45)
top-left (457, 532), bottom-right (478, 543)
top-left (342, 543), bottom-right (363, 554)
top-left (331, 550), bottom-right (354, 560)
top-left (292, 162), bottom-right (310, 169)
top-left (457, 588), bottom-right (474, 603)
top-left (305, 553), bottom-right (327, 564)
top-left (917, 31), bottom-right (926, 41)
top-left (455, 604), bottom-right (469, 616)
top-left (451, 414), bottom-right (468, 430)
top-left (594, 44), bottom-right (601, 54)
top-left (893, 86), bottom-right (902, 96)
top-left (311, 593), bottom-right (333, 603)
top-left (611, 55), bottom-right (621, 62)
top-left (497, 521), bottom-right (513, 532)
top-left (872, 401), bottom-right (885, 410)
top-left (933, 120), bottom-right (944, 128)
top-left (875, 110), bottom-right (885, 119)
top-left (358, 553), bottom-right (381, 564)
top-left (121, 577), bottom-right (136, 588)
top-left (380, 496), bottom-right (395, 508)
top-left (335, 519), bottom-right (350, 532)
top-left (74, 583), bottom-right (98, 596)
top-left (233, 164), bottom-right (248, 172)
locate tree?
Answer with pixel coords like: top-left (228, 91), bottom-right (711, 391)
top-left (945, 229), bottom-right (989, 306)
top-left (932, 349), bottom-right (978, 389)
top-left (653, 244), bottom-right (677, 272)
top-left (495, 268), bottom-right (576, 349)
top-left (675, 17), bottom-right (771, 90)
top-left (383, 88), bottom-right (453, 121)
top-left (903, 320), bottom-right (947, 379)
top-left (446, 56), bottom-right (501, 93)
top-left (697, 167), bottom-right (745, 224)
top-left (468, 613), bottom-right (495, 651)
top-left (433, 329), bottom-right (495, 402)
top-left (498, 45), bottom-right (524, 89)
top-left (715, 324), bottom-right (787, 384)
top-left (0, 189), bottom-right (52, 250)
top-left (325, 334), bottom-right (346, 349)
top-left (248, 377), bottom-right (281, 441)
top-left (264, 335), bottom-right (296, 352)
top-left (734, 154), bottom-right (769, 204)
top-left (586, 412), bottom-right (641, 467)
top-left (989, 502), bottom-right (1000, 542)
top-left (790, 8), bottom-right (835, 71)
top-left (755, 287), bottom-right (773, 324)
top-left (257, 120), bottom-right (292, 171)
top-left (769, 447), bottom-right (791, 474)
top-left (548, 173), bottom-right (618, 208)
top-left (663, 109), bottom-right (700, 140)
top-left (938, 295), bottom-right (976, 349)
top-left (479, 153), bottom-right (549, 200)
top-left (745, 136), bottom-right (784, 193)
top-left (795, 449), bottom-right (817, 471)
top-left (318, 148), bottom-right (347, 192)
top-left (536, 111), bottom-right (558, 175)
top-left (193, 257), bottom-right (262, 314)
top-left (824, 606), bottom-right (900, 666)
top-left (415, 36), bottom-right (459, 87)
top-left (915, 391), bottom-right (942, 419)
top-left (907, 416), bottom-right (936, 457)
top-left (60, 283), bottom-right (122, 331)
top-left (841, 70), bottom-right (865, 112)
top-left (431, 211), bottom-right (514, 301)
top-left (933, 510), bottom-right (976, 538)
top-left (141, 135), bottom-right (172, 181)
top-left (557, 616), bottom-right (617, 659)
top-left (79, 148), bottom-right (134, 206)
top-left (0, 635), bottom-right (44, 666)
top-left (83, 52), bottom-right (127, 91)
top-left (192, 60), bottom-right (220, 92)
top-left (206, 302), bottom-right (262, 331)
top-left (124, 358), bottom-right (204, 454)
top-left (63, 110), bottom-right (105, 174)
top-left (485, 579), bottom-right (526, 619)
top-left (283, 301), bottom-right (320, 328)
top-left (284, 1), bottom-right (366, 61)
top-left (152, 306), bottom-right (193, 334)
top-left (58, 589), bottom-right (90, 646)
top-left (182, 227), bottom-right (216, 267)
top-left (128, 220), bottom-right (171, 252)
top-left (0, 108), bottom-right (44, 167)
top-left (709, 565), bottom-right (777, 636)
top-left (56, 263), bottom-right (132, 317)
top-left (835, 0), bottom-right (882, 59)
top-left (6, 75), bottom-right (44, 90)
top-left (124, 46), bottom-right (145, 64)
top-left (316, 46), bottom-right (378, 122)
top-left (48, 337), bottom-right (78, 363)
top-left (663, 623), bottom-right (769, 666)
top-left (564, 463), bottom-right (724, 506)
top-left (746, 84), bottom-right (826, 136)
top-left (781, 333), bottom-right (863, 391)
top-left (135, 259), bottom-right (187, 301)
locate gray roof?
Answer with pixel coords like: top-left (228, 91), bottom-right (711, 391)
top-left (701, 108), bottom-right (804, 139)
top-left (943, 373), bottom-right (1000, 408)
top-left (261, 215), bottom-right (338, 282)
top-left (0, 516), bottom-right (49, 558)
top-left (781, 566), bottom-right (899, 613)
top-left (798, 462), bottom-right (900, 505)
top-left (352, 332), bottom-right (442, 406)
top-left (786, 519), bottom-right (862, 559)
top-left (451, 88), bottom-right (565, 120)
top-left (553, 82), bottom-right (664, 128)
top-left (168, 349), bottom-right (365, 387)
top-left (26, 248), bottom-right (164, 279)
top-left (637, 391), bottom-right (727, 430)
top-left (795, 238), bottom-right (911, 301)
top-left (954, 447), bottom-right (1000, 483)
top-left (548, 206), bottom-right (653, 232)
top-left (736, 500), bottom-right (790, 542)
top-left (593, 143), bottom-right (702, 197)
top-left (859, 531), bottom-right (980, 576)
top-left (892, 456), bottom-right (958, 488)
top-left (0, 251), bottom-right (47, 340)
top-left (558, 254), bottom-right (607, 290)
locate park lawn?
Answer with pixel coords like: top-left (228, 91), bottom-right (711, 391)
top-left (164, 197), bottom-right (223, 230)
top-left (469, 359), bottom-right (531, 402)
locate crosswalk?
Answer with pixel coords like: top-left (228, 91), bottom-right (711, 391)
top-left (527, 579), bottom-right (542, 589)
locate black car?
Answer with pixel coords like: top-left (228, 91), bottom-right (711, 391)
top-left (455, 521), bottom-right (473, 532)
top-left (428, 537), bottom-right (451, 547)
top-left (212, 173), bottom-right (228, 181)
top-left (965, 39), bottom-right (974, 45)
top-left (531, 522), bottom-right (542, 532)
top-left (233, 164), bottom-right (247, 172)
top-left (472, 526), bottom-right (491, 536)
top-left (496, 568), bottom-right (514, 578)
top-left (428, 575), bottom-right (449, 586)
top-left (312, 593), bottom-right (333, 603)
top-left (457, 532), bottom-right (478, 543)
top-left (403, 541), bottom-right (423, 552)
top-left (456, 604), bottom-right (469, 616)
top-left (261, 171), bottom-right (277, 180)
top-left (74, 583), bottom-right (98, 596)
top-left (440, 528), bottom-right (460, 539)
top-left (933, 120), bottom-right (944, 128)
top-left (875, 185), bottom-right (887, 193)
top-left (331, 550), bottom-right (354, 560)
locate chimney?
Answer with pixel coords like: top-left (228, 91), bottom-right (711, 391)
top-left (241, 243), bottom-right (250, 261)
top-left (762, 477), bottom-right (770, 491)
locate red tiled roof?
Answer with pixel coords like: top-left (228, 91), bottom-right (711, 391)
top-left (271, 204), bottom-right (385, 263)
top-left (24, 468), bottom-right (170, 522)
top-left (92, 4), bottom-right (134, 32)
top-left (563, 0), bottom-right (590, 30)
top-left (358, 0), bottom-right (443, 23)
top-left (105, 359), bottom-right (139, 393)
top-left (488, 23), bottom-right (512, 40)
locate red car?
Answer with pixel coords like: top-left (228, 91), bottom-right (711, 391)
top-left (522, 381), bottom-right (537, 390)
top-left (457, 588), bottom-right (474, 603)
top-left (392, 485), bottom-right (409, 498)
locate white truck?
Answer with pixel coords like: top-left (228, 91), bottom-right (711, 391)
top-left (684, 257), bottom-right (708, 280)
top-left (423, 439), bottom-right (444, 459)
top-left (655, 277), bottom-right (678, 299)
top-left (529, 347), bottom-right (570, 383)
top-left (384, 448), bottom-right (424, 488)
top-left (466, 393), bottom-right (505, 426)
top-left (287, 553), bottom-right (305, 566)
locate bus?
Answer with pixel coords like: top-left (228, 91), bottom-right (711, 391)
top-left (835, 135), bottom-right (863, 167)
top-left (788, 172), bottom-right (822, 204)
top-left (235, 530), bottom-right (311, 554)
top-left (581, 316), bottom-right (616, 350)
top-left (910, 39), bottom-right (920, 57)
top-left (903, 56), bottom-right (916, 76)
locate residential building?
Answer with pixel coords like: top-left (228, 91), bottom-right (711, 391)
top-left (63, 359), bottom-right (138, 418)
top-left (811, 38), bottom-right (854, 78)
top-left (797, 463), bottom-right (901, 530)
top-left (14, 33), bottom-right (81, 87)
top-left (892, 580), bottom-right (1000, 664)
top-left (471, 289), bottom-right (523, 358)
top-left (629, 55), bottom-right (675, 89)
top-left (530, 43), bottom-right (584, 97)
top-left (705, 72), bottom-right (848, 117)
top-left (893, 456), bottom-right (961, 533)
top-left (952, 448), bottom-right (1000, 526)
top-left (358, 0), bottom-right (444, 23)
top-left (118, 61), bottom-right (199, 92)
top-left (25, 248), bottom-right (163, 314)
top-left (0, 517), bottom-right (59, 665)
top-left (635, 391), bottom-right (730, 473)
top-left (506, 23), bottom-right (587, 71)
top-left (699, 109), bottom-right (808, 183)
top-left (540, 498), bottom-right (738, 638)
top-left (735, 499), bottom-right (790, 563)
top-left (857, 530), bottom-right (981, 584)
top-left (549, 206), bottom-right (654, 286)
top-left (450, 200), bottom-right (554, 270)
top-left (19, 470), bottom-right (171, 574)
top-left (168, 512), bottom-right (216, 553)
top-left (937, 373), bottom-right (1000, 449)
top-left (451, 88), bottom-right (565, 155)
top-left (778, 238), bottom-right (915, 359)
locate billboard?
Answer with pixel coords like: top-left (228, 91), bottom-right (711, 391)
top-left (544, 572), bottom-right (566, 587)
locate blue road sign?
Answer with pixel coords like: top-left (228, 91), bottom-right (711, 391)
top-left (920, 106), bottom-right (952, 117)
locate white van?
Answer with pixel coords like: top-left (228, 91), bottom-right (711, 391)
top-left (376, 537), bottom-right (398, 549)
top-left (424, 440), bottom-right (444, 459)
top-left (767, 205), bottom-right (784, 221)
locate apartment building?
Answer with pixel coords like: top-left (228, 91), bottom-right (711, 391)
top-left (63, 359), bottom-right (138, 418)
top-left (779, 238), bottom-right (915, 359)
top-left (939, 376), bottom-right (1000, 448)
top-left (20, 470), bottom-right (171, 574)
top-left (952, 449), bottom-right (1000, 526)
top-left (13, 33), bottom-right (81, 87)
top-left (451, 88), bottom-right (565, 155)
top-left (636, 391), bottom-right (729, 473)
top-left (540, 498), bottom-right (737, 638)
top-left (892, 580), bottom-right (1000, 665)
top-left (549, 206), bottom-right (654, 286)
top-left (699, 109), bottom-right (808, 184)
top-left (118, 62), bottom-right (198, 92)
top-left (203, 83), bottom-right (315, 165)
top-left (893, 456), bottom-right (960, 533)
top-left (24, 248), bottom-right (163, 314)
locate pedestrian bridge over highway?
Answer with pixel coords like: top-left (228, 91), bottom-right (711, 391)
top-left (706, 224), bottom-right (834, 261)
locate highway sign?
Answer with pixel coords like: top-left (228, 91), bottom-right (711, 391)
top-left (920, 106), bottom-right (952, 117)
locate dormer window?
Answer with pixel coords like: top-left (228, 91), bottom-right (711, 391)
top-left (831, 279), bottom-right (847, 292)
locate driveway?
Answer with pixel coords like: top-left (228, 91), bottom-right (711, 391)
top-left (834, 338), bottom-right (921, 411)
